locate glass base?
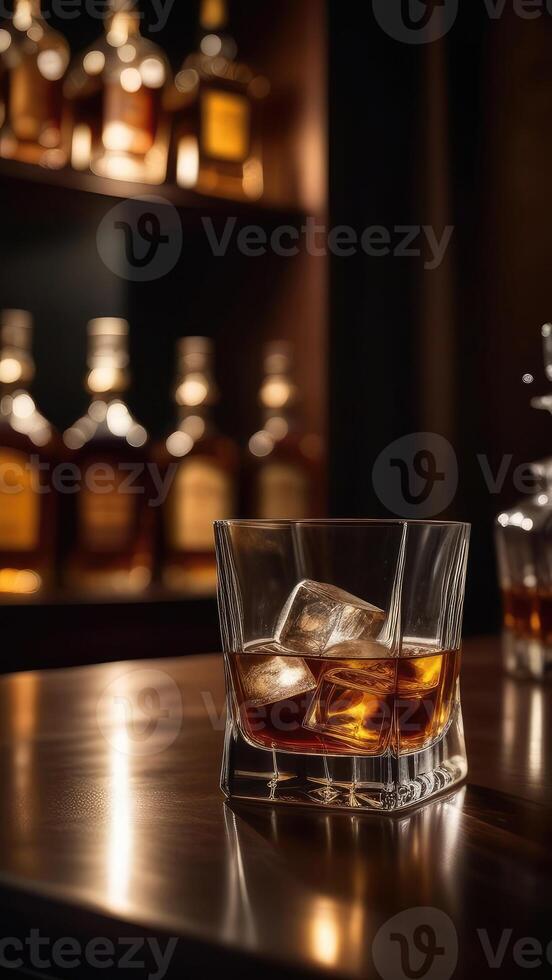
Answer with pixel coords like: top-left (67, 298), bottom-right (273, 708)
top-left (502, 630), bottom-right (552, 681)
top-left (221, 704), bottom-right (467, 813)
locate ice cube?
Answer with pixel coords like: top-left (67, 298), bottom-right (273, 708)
top-left (397, 655), bottom-right (443, 694)
top-left (236, 651), bottom-right (317, 708)
top-left (322, 639), bottom-right (392, 660)
top-left (303, 664), bottom-right (395, 753)
top-left (276, 579), bottom-right (385, 656)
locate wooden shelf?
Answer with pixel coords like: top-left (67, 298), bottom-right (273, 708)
top-left (0, 158), bottom-right (306, 221)
top-left (1, 590), bottom-right (219, 673)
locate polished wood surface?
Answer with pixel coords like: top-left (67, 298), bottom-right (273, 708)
top-left (0, 637), bottom-right (550, 979)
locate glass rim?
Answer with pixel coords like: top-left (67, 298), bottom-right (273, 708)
top-left (214, 519), bottom-right (471, 529)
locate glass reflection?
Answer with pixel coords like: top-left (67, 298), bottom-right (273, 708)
top-left (222, 788), bottom-right (466, 975)
top-left (501, 676), bottom-right (547, 788)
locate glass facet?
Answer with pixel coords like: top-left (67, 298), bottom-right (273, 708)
top-left (215, 519), bottom-right (470, 812)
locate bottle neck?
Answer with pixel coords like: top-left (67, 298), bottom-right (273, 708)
top-left (106, 6), bottom-right (141, 44)
top-left (174, 370), bottom-right (217, 430)
top-left (13, 0), bottom-right (42, 28)
top-left (86, 323), bottom-right (130, 398)
top-left (0, 315), bottom-right (34, 394)
top-left (198, 0), bottom-right (237, 60)
top-left (258, 354), bottom-right (298, 437)
top-left (200, 0), bottom-right (228, 32)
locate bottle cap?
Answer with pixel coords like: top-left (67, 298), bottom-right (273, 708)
top-left (175, 337), bottom-right (217, 405)
top-left (86, 318), bottom-right (129, 392)
top-left (263, 341), bottom-right (293, 376)
top-left (1, 309), bottom-right (33, 349)
top-left (88, 317), bottom-right (129, 337)
top-left (177, 336), bottom-right (214, 372)
top-left (0, 310), bottom-right (34, 385)
top-left (200, 0), bottom-right (228, 31)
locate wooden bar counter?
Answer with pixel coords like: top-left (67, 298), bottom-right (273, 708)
top-left (0, 637), bottom-right (550, 979)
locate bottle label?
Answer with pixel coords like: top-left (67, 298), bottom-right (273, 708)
top-left (10, 57), bottom-right (57, 140)
top-left (258, 463), bottom-right (309, 519)
top-left (0, 450), bottom-right (40, 551)
top-left (79, 472), bottom-right (134, 552)
top-left (201, 90), bottom-right (250, 162)
top-left (168, 458), bottom-right (232, 551)
top-left (103, 83), bottom-right (156, 155)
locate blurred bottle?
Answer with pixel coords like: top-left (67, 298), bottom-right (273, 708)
top-left (63, 319), bottom-right (152, 594)
top-left (64, 0), bottom-right (170, 183)
top-left (153, 337), bottom-right (237, 593)
top-left (247, 342), bottom-right (323, 519)
top-left (495, 323), bottom-right (552, 679)
top-left (0, 0), bottom-right (69, 167)
top-left (165, 0), bottom-right (268, 199)
top-left (0, 309), bottom-right (57, 596)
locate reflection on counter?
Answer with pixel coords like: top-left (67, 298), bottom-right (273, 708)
top-left (222, 790), bottom-right (466, 976)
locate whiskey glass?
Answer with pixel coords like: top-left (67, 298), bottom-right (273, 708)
top-left (215, 519), bottom-right (470, 812)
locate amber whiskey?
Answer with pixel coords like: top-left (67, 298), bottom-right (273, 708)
top-left (64, 318), bottom-right (152, 594)
top-left (0, 0), bottom-right (69, 167)
top-left (64, 0), bottom-right (170, 183)
top-left (232, 647), bottom-right (460, 757)
top-left (165, 0), bottom-right (267, 199)
top-left (153, 337), bottom-right (237, 593)
top-left (0, 309), bottom-right (57, 595)
top-left (247, 342), bottom-right (323, 519)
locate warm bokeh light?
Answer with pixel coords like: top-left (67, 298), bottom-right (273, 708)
top-left (88, 365), bottom-right (118, 394)
top-left (0, 569), bottom-right (41, 595)
top-left (176, 374), bottom-right (209, 407)
top-left (71, 123), bottom-right (92, 170)
top-left (12, 392), bottom-right (35, 419)
top-left (106, 401), bottom-right (132, 437)
top-left (0, 358), bottom-right (22, 384)
top-left (166, 430), bottom-right (193, 457)
top-left (37, 49), bottom-right (66, 82)
top-left (140, 57), bottom-right (165, 88)
top-left (83, 49), bottom-right (105, 75)
top-left (120, 67), bottom-right (142, 93)
top-left (248, 430), bottom-right (273, 458)
top-left (177, 136), bottom-right (200, 188)
top-left (260, 377), bottom-right (293, 410)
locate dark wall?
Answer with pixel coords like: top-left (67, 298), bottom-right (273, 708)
top-left (329, 2), bottom-right (552, 635)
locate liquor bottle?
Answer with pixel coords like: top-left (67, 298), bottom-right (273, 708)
top-left (495, 323), bottom-right (552, 679)
top-left (64, 0), bottom-right (170, 183)
top-left (247, 342), bottom-right (323, 519)
top-left (0, 0), bottom-right (69, 167)
top-left (64, 318), bottom-right (152, 593)
top-left (153, 337), bottom-right (237, 593)
top-left (165, 0), bottom-right (268, 199)
top-left (0, 309), bottom-right (57, 595)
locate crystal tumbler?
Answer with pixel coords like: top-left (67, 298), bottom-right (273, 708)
top-left (215, 520), bottom-right (470, 812)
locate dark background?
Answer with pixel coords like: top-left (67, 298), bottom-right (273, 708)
top-left (2, 0), bottom-right (552, 656)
